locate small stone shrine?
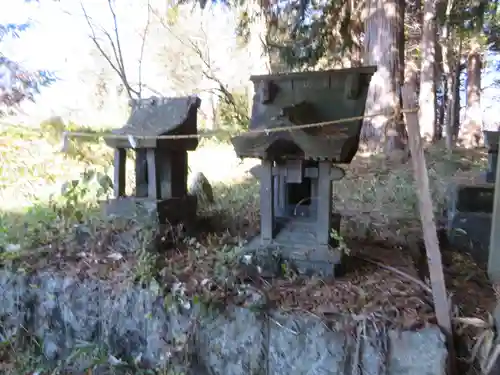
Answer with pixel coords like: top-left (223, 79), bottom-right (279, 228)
top-left (231, 67), bottom-right (376, 277)
top-left (104, 95), bottom-right (201, 225)
top-left (447, 129), bottom-right (500, 265)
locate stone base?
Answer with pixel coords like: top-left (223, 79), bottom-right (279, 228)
top-left (0, 270), bottom-right (448, 375)
top-left (446, 183), bottom-right (494, 265)
top-left (157, 195), bottom-right (197, 226)
top-left (104, 198), bottom-right (158, 223)
top-left (103, 195), bottom-right (197, 227)
top-left (240, 214), bottom-right (343, 278)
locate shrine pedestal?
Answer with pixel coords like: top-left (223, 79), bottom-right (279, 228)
top-left (240, 213), bottom-right (343, 278)
top-left (104, 198), bottom-right (158, 222)
top-left (103, 196), bottom-right (197, 228)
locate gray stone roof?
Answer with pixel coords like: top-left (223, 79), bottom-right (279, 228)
top-left (112, 95), bottom-right (201, 137)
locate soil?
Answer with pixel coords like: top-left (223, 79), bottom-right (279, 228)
top-left (4, 222), bottom-right (494, 331)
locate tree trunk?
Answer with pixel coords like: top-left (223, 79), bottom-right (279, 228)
top-left (434, 5), bottom-right (445, 143)
top-left (348, 0), bottom-right (363, 67)
top-left (439, 79), bottom-right (447, 139)
top-left (350, 30), bottom-right (362, 67)
top-left (461, 39), bottom-right (482, 147)
top-left (441, 0), bottom-right (455, 151)
top-left (361, 0), bottom-right (406, 153)
top-left (419, 0), bottom-right (437, 140)
top-left (246, 0), bottom-right (272, 115)
top-left (451, 58), bottom-right (462, 140)
top-left (434, 43), bottom-right (443, 142)
top-left (437, 31), bottom-right (447, 144)
top-left (396, 0), bottom-right (408, 144)
top-left (443, 42), bottom-right (453, 149)
top-left (445, 34), bottom-right (463, 143)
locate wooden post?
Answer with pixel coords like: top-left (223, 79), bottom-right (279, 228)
top-left (113, 148), bottom-right (126, 198)
top-left (402, 65), bottom-right (455, 372)
top-left (489, 138), bottom-right (500, 282)
top-left (316, 161), bottom-right (332, 245)
top-left (260, 160), bottom-right (274, 245)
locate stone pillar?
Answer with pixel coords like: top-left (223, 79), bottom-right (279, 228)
top-left (135, 149), bottom-right (148, 198)
top-left (260, 160), bottom-right (274, 245)
top-left (484, 130), bottom-right (499, 183)
top-left (488, 133), bottom-right (500, 282)
top-left (113, 148), bottom-right (126, 198)
top-left (316, 161), bottom-right (332, 246)
top-left (487, 152), bottom-right (498, 183)
top-left (146, 149), bottom-right (159, 199)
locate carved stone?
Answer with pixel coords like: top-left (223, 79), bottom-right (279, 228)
top-left (232, 67), bottom-right (377, 277)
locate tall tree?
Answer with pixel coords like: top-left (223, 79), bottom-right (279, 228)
top-left (447, 35), bottom-right (463, 146)
top-left (361, 0), bottom-right (406, 153)
top-left (419, 0), bottom-right (437, 139)
top-left (433, 0), bottom-right (495, 147)
top-left (438, 0), bottom-right (456, 150)
top-left (246, 0), bottom-right (273, 75)
top-left (455, 0), bottom-right (489, 146)
top-left (463, 38), bottom-right (482, 146)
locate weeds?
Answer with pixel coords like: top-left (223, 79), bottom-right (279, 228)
top-left (0, 122), bottom-right (491, 374)
top-left (0, 334), bottom-right (185, 374)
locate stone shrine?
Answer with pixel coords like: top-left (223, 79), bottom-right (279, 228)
top-left (231, 67), bottom-right (376, 277)
top-left (104, 95), bottom-right (201, 225)
top-left (447, 130), bottom-right (500, 265)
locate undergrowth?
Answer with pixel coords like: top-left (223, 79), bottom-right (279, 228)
top-left (0, 121), bottom-right (492, 374)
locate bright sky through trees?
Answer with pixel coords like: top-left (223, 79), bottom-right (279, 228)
top-left (1, 0), bottom-right (500, 129)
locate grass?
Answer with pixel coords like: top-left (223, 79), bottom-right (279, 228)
top-left (0, 121), bottom-right (494, 374)
top-left (0, 120), bottom-right (487, 248)
top-left (332, 145), bottom-right (487, 242)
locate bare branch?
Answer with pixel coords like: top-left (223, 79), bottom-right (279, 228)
top-left (138, 1), bottom-right (152, 98)
top-left (150, 6), bottom-right (248, 121)
top-left (130, 82), bottom-right (163, 96)
top-left (80, 0), bottom-right (150, 100)
top-left (80, 2), bottom-right (132, 99)
top-left (482, 82), bottom-right (500, 92)
top-left (106, 0), bottom-right (128, 90)
top-left (200, 23), bottom-right (210, 69)
top-left (170, 24), bottom-right (241, 112)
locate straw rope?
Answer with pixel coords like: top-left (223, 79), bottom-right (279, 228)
top-left (58, 107), bottom-right (418, 144)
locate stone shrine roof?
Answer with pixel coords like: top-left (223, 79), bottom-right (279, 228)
top-left (231, 67), bottom-right (376, 163)
top-left (105, 95), bottom-right (200, 149)
top-left (231, 117), bottom-right (357, 162)
top-left (116, 95), bottom-right (200, 137)
top-left (231, 101), bottom-right (362, 163)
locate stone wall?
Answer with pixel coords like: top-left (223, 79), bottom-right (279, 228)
top-left (0, 270), bottom-right (448, 374)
